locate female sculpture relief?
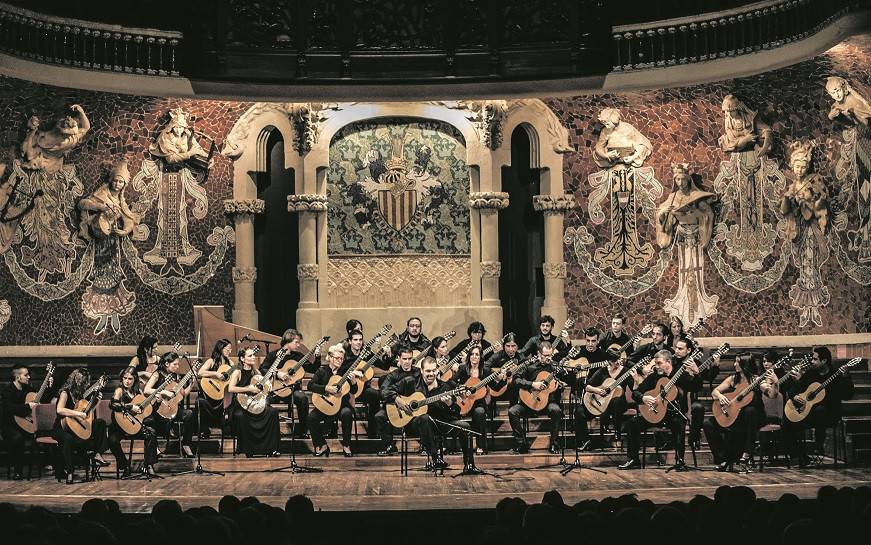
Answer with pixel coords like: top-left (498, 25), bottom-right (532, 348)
top-left (593, 108), bottom-right (653, 169)
top-left (826, 76), bottom-right (871, 126)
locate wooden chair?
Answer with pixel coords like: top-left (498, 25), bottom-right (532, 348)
top-left (757, 392), bottom-right (788, 471)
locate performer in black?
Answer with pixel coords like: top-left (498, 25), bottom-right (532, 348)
top-left (508, 342), bottom-right (570, 454)
top-left (600, 313), bottom-right (631, 357)
top-left (454, 344), bottom-right (506, 454)
top-left (485, 336), bottom-right (521, 407)
top-left (307, 344), bottom-right (357, 457)
top-left (260, 328), bottom-right (321, 438)
top-left (574, 331), bottom-right (624, 450)
top-left (196, 338), bottom-right (232, 439)
top-left (375, 345), bottom-right (421, 456)
top-left (108, 366), bottom-right (159, 477)
top-left (228, 347), bottom-right (281, 457)
top-left (672, 337), bottom-right (707, 450)
top-left (143, 351), bottom-right (195, 457)
top-left (449, 321), bottom-right (492, 360)
top-left (520, 315), bottom-right (570, 359)
top-left (1, 365), bottom-right (51, 480)
top-left (53, 368), bottom-right (109, 484)
top-left (344, 329), bottom-right (382, 439)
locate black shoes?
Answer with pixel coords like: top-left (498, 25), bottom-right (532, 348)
top-left (510, 441), bottom-right (528, 454)
top-left (120, 466), bottom-right (132, 479)
top-left (463, 464), bottom-right (484, 475)
top-left (618, 459), bottom-right (641, 470)
top-left (93, 454), bottom-right (110, 467)
top-left (313, 446), bottom-right (331, 457)
top-left (181, 445), bottom-right (194, 458)
top-left (716, 461), bottom-right (730, 472)
top-left (378, 444), bottom-right (398, 456)
top-left (673, 461), bottom-right (689, 472)
top-left (547, 441), bottom-right (561, 454)
top-left (146, 464), bottom-right (158, 477)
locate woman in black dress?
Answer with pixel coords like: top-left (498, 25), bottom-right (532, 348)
top-left (108, 366), bottom-right (159, 477)
top-left (228, 346), bottom-right (280, 457)
top-left (197, 338), bottom-right (232, 438)
top-left (53, 368), bottom-right (109, 484)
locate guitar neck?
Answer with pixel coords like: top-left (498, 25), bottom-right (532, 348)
top-left (34, 372), bottom-right (52, 403)
top-left (612, 359), bottom-right (647, 387)
top-left (419, 386), bottom-right (465, 408)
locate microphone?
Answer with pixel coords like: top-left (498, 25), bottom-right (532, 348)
top-left (181, 351), bottom-right (191, 359)
top-left (240, 334), bottom-right (252, 342)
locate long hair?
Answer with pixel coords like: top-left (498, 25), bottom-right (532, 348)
top-left (61, 368), bottom-right (90, 402)
top-left (135, 335), bottom-right (158, 368)
top-left (210, 338), bottom-right (232, 366)
top-left (118, 366), bottom-right (141, 395)
top-left (467, 344), bottom-right (483, 367)
top-left (734, 353), bottom-right (758, 383)
top-left (158, 351), bottom-right (180, 375)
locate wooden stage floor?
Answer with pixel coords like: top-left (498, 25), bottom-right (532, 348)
top-left (2, 453), bottom-right (870, 514)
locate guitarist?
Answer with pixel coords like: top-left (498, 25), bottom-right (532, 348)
top-left (143, 351), bottom-right (195, 457)
top-left (702, 353), bottom-right (768, 472)
top-left (344, 329), bottom-right (383, 439)
top-left (600, 313), bottom-right (631, 357)
top-left (673, 337), bottom-right (707, 450)
top-left (455, 344), bottom-right (507, 455)
top-left (520, 316), bottom-right (571, 359)
top-left (1, 365), bottom-right (52, 480)
top-left (575, 332), bottom-right (624, 450)
top-left (383, 317), bottom-right (431, 359)
top-left (196, 338), bottom-right (233, 439)
top-left (307, 344), bottom-right (359, 457)
top-left (485, 336), bottom-right (521, 406)
top-left (260, 328), bottom-right (322, 439)
top-left (507, 342), bottom-right (569, 454)
top-left (53, 368), bottom-right (109, 484)
top-left (108, 367), bottom-right (159, 477)
top-left (618, 350), bottom-right (700, 471)
top-left (782, 346), bottom-right (854, 467)
top-left (390, 357), bottom-right (475, 472)
top-left (449, 321), bottom-right (491, 360)
top-left (570, 328), bottom-right (619, 430)
top-left (374, 345), bottom-right (421, 456)
top-left (228, 346), bottom-right (281, 457)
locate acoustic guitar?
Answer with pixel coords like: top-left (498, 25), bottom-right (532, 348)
top-left (490, 355), bottom-right (538, 398)
top-left (237, 348), bottom-right (286, 414)
top-left (386, 385), bottom-right (469, 428)
top-left (638, 349), bottom-right (703, 424)
top-left (14, 362), bottom-right (54, 434)
top-left (353, 334), bottom-right (399, 397)
top-left (436, 341), bottom-right (478, 383)
top-left (519, 346), bottom-right (581, 411)
top-left (712, 350), bottom-right (790, 427)
top-left (784, 357), bottom-right (861, 423)
top-left (605, 324), bottom-right (653, 361)
top-left (62, 375), bottom-right (108, 440)
top-left (200, 346), bottom-right (260, 401)
top-left (551, 318), bottom-right (575, 351)
top-left (456, 360), bottom-right (519, 415)
top-left (157, 359), bottom-right (204, 419)
top-left (311, 347), bottom-right (372, 416)
top-left (410, 330), bottom-right (456, 368)
top-left (113, 374), bottom-right (173, 435)
top-left (582, 356), bottom-right (651, 416)
top-left (139, 342), bottom-right (181, 388)
top-left (272, 336), bottom-right (332, 397)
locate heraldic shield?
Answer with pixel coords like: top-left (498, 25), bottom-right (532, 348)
top-left (378, 187), bottom-right (418, 231)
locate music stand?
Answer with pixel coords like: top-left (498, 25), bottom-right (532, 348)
top-left (427, 417), bottom-right (497, 477)
top-left (172, 395), bottom-right (224, 477)
top-left (560, 393), bottom-right (606, 476)
top-left (663, 398), bottom-right (704, 473)
top-left (272, 414), bottom-right (322, 473)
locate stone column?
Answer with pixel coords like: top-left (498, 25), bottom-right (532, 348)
top-left (533, 194), bottom-right (574, 321)
top-left (470, 192), bottom-right (509, 305)
top-left (288, 194), bottom-right (327, 309)
top-left (224, 199), bottom-right (266, 328)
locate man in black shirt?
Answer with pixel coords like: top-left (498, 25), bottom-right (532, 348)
top-left (449, 321), bottom-right (492, 360)
top-left (342, 329), bottom-right (382, 439)
top-left (627, 322), bottom-right (671, 387)
top-left (306, 344), bottom-right (358, 457)
top-left (508, 342), bottom-right (570, 454)
top-left (260, 328), bottom-right (321, 438)
top-left (520, 315), bottom-right (570, 359)
top-left (672, 337), bottom-right (706, 449)
top-left (374, 345), bottom-right (421, 455)
top-left (485, 335), bottom-right (521, 406)
top-left (572, 328), bottom-right (619, 449)
top-left (600, 313), bottom-right (631, 357)
top-left (1, 365), bottom-right (50, 479)
top-left (384, 317), bottom-right (431, 359)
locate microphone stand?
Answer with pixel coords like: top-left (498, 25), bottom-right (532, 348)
top-left (561, 383), bottom-right (607, 476)
top-left (172, 392), bottom-right (224, 477)
top-left (274, 413), bottom-right (322, 473)
top-left (427, 417), bottom-right (496, 477)
top-left (662, 397), bottom-right (701, 473)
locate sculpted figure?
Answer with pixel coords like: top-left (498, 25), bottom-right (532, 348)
top-left (149, 107), bottom-right (209, 167)
top-left (78, 160), bottom-right (139, 240)
top-left (781, 142), bottom-right (828, 242)
top-left (717, 95), bottom-right (772, 157)
top-left (593, 108), bottom-right (653, 168)
top-left (21, 104), bottom-right (90, 172)
top-left (656, 163), bottom-right (717, 249)
top-left (825, 76), bottom-right (871, 126)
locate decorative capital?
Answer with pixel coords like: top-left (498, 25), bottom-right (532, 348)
top-left (287, 194), bottom-right (328, 213)
top-left (232, 266), bottom-right (257, 283)
top-left (224, 199), bottom-right (266, 220)
top-left (436, 100), bottom-right (506, 150)
top-left (543, 261), bottom-right (567, 279)
top-left (533, 194), bottom-right (574, 214)
top-left (297, 263), bottom-right (319, 280)
top-left (480, 261), bottom-right (502, 278)
top-left (469, 192), bottom-right (509, 210)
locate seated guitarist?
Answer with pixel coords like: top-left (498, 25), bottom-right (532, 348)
top-left (53, 368), bottom-right (109, 484)
top-left (782, 346), bottom-right (854, 467)
top-left (374, 345), bottom-right (421, 456)
top-left (228, 347), bottom-right (281, 457)
top-left (673, 337), bottom-right (706, 450)
top-left (449, 321), bottom-right (492, 360)
top-left (575, 330), bottom-right (623, 450)
top-left (307, 344), bottom-right (359, 457)
top-left (618, 350), bottom-right (699, 471)
top-left (455, 344), bottom-right (507, 454)
top-left (344, 330), bottom-right (382, 439)
top-left (485, 337), bottom-right (521, 406)
top-left (520, 316), bottom-right (570, 360)
top-left (1, 365), bottom-right (52, 480)
top-left (508, 342), bottom-right (569, 454)
top-left (702, 353), bottom-right (768, 473)
top-left (383, 317), bottom-right (430, 359)
top-left (144, 351), bottom-right (196, 457)
top-left (600, 313), bottom-right (631, 357)
top-left (391, 357), bottom-right (476, 472)
top-left (260, 329), bottom-right (321, 439)
top-left (108, 367), bottom-right (158, 477)
top-left (196, 338), bottom-right (233, 439)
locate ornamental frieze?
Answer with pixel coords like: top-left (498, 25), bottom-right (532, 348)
top-left (288, 194), bottom-right (328, 213)
top-left (532, 194), bottom-right (574, 214)
top-left (232, 266), bottom-right (257, 283)
top-left (480, 261), bottom-right (502, 278)
top-left (469, 192), bottom-right (509, 210)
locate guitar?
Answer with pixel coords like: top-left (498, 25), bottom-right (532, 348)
top-left (456, 360), bottom-right (519, 415)
top-left (480, 332), bottom-right (514, 360)
top-left (583, 356), bottom-right (651, 416)
top-left (14, 362), bottom-right (55, 434)
top-left (386, 385), bottom-right (469, 428)
top-left (436, 341), bottom-right (478, 383)
top-left (606, 324), bottom-right (654, 361)
top-left (156, 359), bottom-right (204, 419)
top-left (200, 346), bottom-right (261, 401)
top-left (712, 350), bottom-right (790, 427)
top-left (551, 318), bottom-right (575, 350)
top-left (775, 353), bottom-right (812, 389)
top-left (683, 318), bottom-right (706, 340)
top-left (272, 336), bottom-right (333, 397)
top-left (311, 345), bottom-right (373, 416)
top-left (113, 374), bottom-right (173, 435)
top-left (784, 357), bottom-right (861, 423)
top-left (410, 330), bottom-right (457, 368)
top-left (638, 349), bottom-right (703, 424)
top-left (61, 375), bottom-right (108, 440)
top-left (353, 334), bottom-right (400, 398)
top-left (490, 354), bottom-right (538, 398)
top-left (519, 346), bottom-right (581, 411)
top-left (237, 348), bottom-right (286, 414)
top-left (693, 343), bottom-right (730, 378)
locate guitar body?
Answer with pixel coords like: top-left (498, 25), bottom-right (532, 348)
top-left (639, 377), bottom-right (676, 424)
top-left (519, 371), bottom-right (559, 412)
top-left (386, 392), bottom-right (428, 428)
top-left (200, 363), bottom-right (232, 401)
top-left (273, 361), bottom-right (306, 398)
top-left (311, 375), bottom-right (352, 416)
top-left (784, 383), bottom-right (825, 423)
top-left (62, 399), bottom-right (95, 440)
top-left (157, 389), bottom-right (184, 420)
top-left (606, 343), bottom-right (628, 361)
top-left (712, 389), bottom-right (754, 427)
top-left (489, 376), bottom-right (509, 398)
top-left (13, 391), bottom-right (38, 434)
top-left (237, 375), bottom-right (272, 415)
top-left (456, 377), bottom-right (487, 415)
top-left (569, 356), bottom-right (590, 379)
top-left (583, 377), bottom-right (622, 416)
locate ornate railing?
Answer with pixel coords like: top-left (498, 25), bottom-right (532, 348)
top-left (0, 2), bottom-right (181, 75)
top-left (613, 0), bottom-right (865, 71)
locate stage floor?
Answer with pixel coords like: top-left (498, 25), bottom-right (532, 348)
top-left (2, 454), bottom-right (870, 514)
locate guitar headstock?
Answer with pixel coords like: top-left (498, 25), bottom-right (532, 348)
top-left (46, 361), bottom-right (55, 376)
top-left (841, 357), bottom-right (862, 373)
top-left (251, 345), bottom-right (262, 355)
top-left (315, 336), bottom-right (331, 349)
top-left (380, 333), bottom-right (400, 353)
top-left (562, 345), bottom-right (582, 361)
top-left (689, 348), bottom-right (704, 361)
top-left (713, 342), bottom-right (730, 357)
top-left (443, 331), bottom-right (457, 342)
top-left (633, 355), bottom-right (653, 370)
top-left (96, 374), bottom-right (108, 390)
top-left (559, 318), bottom-right (575, 337)
top-left (492, 332), bottom-right (514, 352)
top-left (638, 323), bottom-right (654, 338)
top-left (274, 348), bottom-right (286, 362)
top-left (173, 342), bottom-right (182, 354)
top-left (685, 318), bottom-right (706, 338)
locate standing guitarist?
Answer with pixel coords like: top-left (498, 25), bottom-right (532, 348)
top-left (782, 346), bottom-right (854, 467)
top-left (374, 345), bottom-right (421, 456)
top-left (618, 350), bottom-right (700, 471)
top-left (260, 329), bottom-right (321, 438)
top-left (307, 344), bottom-right (358, 457)
top-left (508, 342), bottom-right (569, 454)
top-left (520, 316), bottom-right (571, 359)
top-left (1, 365), bottom-right (52, 480)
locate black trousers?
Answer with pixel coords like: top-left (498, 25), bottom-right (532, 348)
top-left (308, 406), bottom-right (353, 449)
top-left (508, 402), bottom-right (562, 444)
top-left (703, 405), bottom-right (763, 464)
top-left (108, 423), bottom-right (159, 467)
top-left (1, 425), bottom-right (31, 473)
top-left (625, 411), bottom-right (686, 463)
top-left (52, 419), bottom-right (108, 474)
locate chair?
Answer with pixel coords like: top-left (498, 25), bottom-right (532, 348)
top-left (222, 393), bottom-right (236, 457)
top-left (640, 425), bottom-right (670, 467)
top-left (757, 392), bottom-right (787, 471)
top-left (31, 403), bottom-right (58, 479)
top-left (802, 418), bottom-right (848, 468)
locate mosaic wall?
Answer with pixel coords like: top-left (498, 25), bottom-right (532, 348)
top-left (0, 77), bottom-right (247, 345)
top-left (326, 118), bottom-right (470, 255)
top-left (551, 34), bottom-right (871, 337)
